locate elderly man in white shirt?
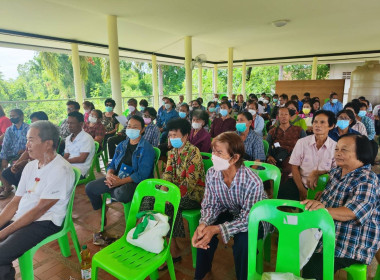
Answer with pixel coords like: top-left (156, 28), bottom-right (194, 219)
top-left (64, 111), bottom-right (95, 178)
top-left (0, 121), bottom-right (75, 279)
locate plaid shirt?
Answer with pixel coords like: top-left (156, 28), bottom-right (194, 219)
top-left (143, 123), bottom-right (160, 147)
top-left (237, 129), bottom-right (266, 161)
top-left (59, 118), bottom-right (71, 139)
top-left (317, 165), bottom-right (380, 264)
top-left (83, 122), bottom-right (106, 140)
top-left (200, 166), bottom-right (269, 243)
top-left (360, 115), bottom-right (375, 140)
top-left (0, 123), bottom-right (29, 160)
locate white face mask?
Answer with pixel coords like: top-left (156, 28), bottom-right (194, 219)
top-left (128, 105), bottom-right (136, 113)
top-left (263, 100), bottom-right (269, 104)
top-left (165, 103), bottom-right (171, 109)
top-left (88, 116), bottom-right (97, 124)
top-left (192, 122), bottom-right (202, 130)
top-left (211, 154), bottom-right (231, 171)
top-left (248, 109), bottom-right (257, 116)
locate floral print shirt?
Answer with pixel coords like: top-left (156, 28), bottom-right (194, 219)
top-left (163, 141), bottom-right (205, 203)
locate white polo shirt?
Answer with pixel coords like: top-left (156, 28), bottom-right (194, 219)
top-left (64, 130), bottom-right (95, 176)
top-left (13, 155), bottom-right (75, 226)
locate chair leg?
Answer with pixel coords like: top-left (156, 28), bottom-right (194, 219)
top-left (91, 261), bottom-right (99, 280)
top-left (95, 157), bottom-right (101, 173)
top-left (19, 251), bottom-right (35, 280)
top-left (344, 264), bottom-right (367, 280)
top-left (166, 254), bottom-right (176, 280)
top-left (187, 219), bottom-right (198, 268)
top-left (100, 194), bottom-right (109, 232)
top-left (69, 227), bottom-right (82, 262)
top-left (57, 234), bottom-right (71, 257)
top-left (149, 269), bottom-right (159, 280)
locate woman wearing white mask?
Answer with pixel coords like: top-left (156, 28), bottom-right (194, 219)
top-left (86, 115), bottom-right (155, 245)
top-left (246, 100), bottom-right (265, 136)
top-left (236, 112), bottom-right (266, 161)
top-left (192, 132), bottom-right (269, 280)
top-left (83, 109), bottom-right (106, 150)
top-left (210, 101), bottom-right (236, 138)
top-left (82, 101), bottom-right (95, 123)
top-left (140, 118), bottom-right (205, 269)
top-left (189, 110), bottom-right (211, 153)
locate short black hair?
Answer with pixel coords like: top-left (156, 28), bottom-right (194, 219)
top-left (285, 100), bottom-right (299, 111)
top-left (329, 92), bottom-right (338, 99)
top-left (359, 102), bottom-right (368, 109)
top-left (166, 118), bottom-right (191, 136)
top-left (105, 98), bottom-right (116, 108)
top-left (273, 93), bottom-right (279, 98)
top-left (279, 94), bottom-right (288, 100)
top-left (220, 101), bottom-right (232, 109)
top-left (180, 103), bottom-right (190, 112)
top-left (129, 115), bottom-right (144, 129)
top-left (192, 99), bottom-right (201, 107)
top-left (128, 98), bottom-right (138, 107)
top-left (145, 107), bottom-right (157, 119)
top-left (68, 111), bottom-right (84, 123)
top-left (304, 92), bottom-right (311, 97)
top-left (207, 101), bottom-right (216, 108)
top-left (10, 108), bottom-right (24, 117)
top-left (30, 111), bottom-right (49, 121)
top-left (312, 110), bottom-right (336, 126)
top-left (83, 101), bottom-right (95, 110)
top-left (92, 109), bottom-right (103, 119)
top-left (337, 109), bottom-right (356, 126)
top-left (192, 109), bottom-right (209, 127)
top-left (238, 111), bottom-right (253, 121)
top-left (139, 99), bottom-right (148, 107)
top-left (291, 95), bottom-right (299, 101)
top-left (358, 96), bottom-right (366, 100)
top-left (338, 134), bottom-right (374, 165)
top-left (344, 102), bottom-right (361, 114)
top-left (66, 100), bottom-right (80, 110)
top-left (197, 97), bottom-right (203, 104)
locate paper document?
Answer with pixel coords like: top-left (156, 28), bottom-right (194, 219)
top-left (115, 115), bottom-right (128, 127)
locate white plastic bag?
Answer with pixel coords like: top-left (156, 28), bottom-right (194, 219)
top-left (126, 211), bottom-right (170, 254)
top-left (262, 272), bottom-right (315, 280)
top-left (299, 228), bottom-right (322, 269)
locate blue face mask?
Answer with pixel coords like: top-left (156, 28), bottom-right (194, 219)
top-left (170, 137), bottom-right (183, 149)
top-left (358, 110), bottom-right (366, 117)
top-left (209, 107), bottom-right (216, 113)
top-left (236, 123), bottom-right (247, 132)
top-left (179, 112), bottom-right (187, 118)
top-left (220, 109), bottom-right (228, 117)
top-left (105, 106), bottom-right (113, 112)
top-left (331, 99), bottom-right (338, 104)
top-left (336, 120), bottom-right (349, 130)
top-left (140, 106), bottom-right (145, 111)
top-left (126, 129), bottom-right (141, 140)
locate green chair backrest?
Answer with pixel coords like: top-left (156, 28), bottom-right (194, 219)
top-left (63, 167), bottom-right (81, 229)
top-left (324, 98), bottom-right (330, 105)
top-left (153, 147), bottom-right (160, 166)
top-left (125, 179), bottom-right (181, 240)
top-left (262, 140), bottom-right (269, 156)
top-left (200, 152), bottom-right (213, 174)
top-left (248, 199), bottom-right (335, 279)
top-left (244, 161), bottom-right (281, 198)
top-left (307, 174), bottom-right (329, 200)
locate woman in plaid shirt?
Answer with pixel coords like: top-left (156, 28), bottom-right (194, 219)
top-left (302, 134), bottom-right (380, 280)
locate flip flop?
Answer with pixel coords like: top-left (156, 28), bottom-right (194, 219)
top-left (0, 189), bottom-right (12, 200)
top-left (158, 256), bottom-right (182, 271)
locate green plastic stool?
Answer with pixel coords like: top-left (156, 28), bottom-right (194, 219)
top-left (248, 199), bottom-right (335, 279)
top-left (100, 193), bottom-right (131, 232)
top-left (91, 179), bottom-right (181, 280)
top-left (307, 174), bottom-right (329, 200)
top-left (19, 168), bottom-right (82, 280)
top-left (77, 141), bottom-right (99, 186)
top-left (343, 263), bottom-right (367, 280)
top-left (182, 209), bottom-right (201, 268)
top-left (375, 264), bottom-right (380, 280)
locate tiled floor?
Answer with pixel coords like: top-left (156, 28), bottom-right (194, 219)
top-left (1, 150), bottom-right (379, 280)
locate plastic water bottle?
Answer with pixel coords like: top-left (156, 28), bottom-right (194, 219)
top-left (80, 245), bottom-right (91, 280)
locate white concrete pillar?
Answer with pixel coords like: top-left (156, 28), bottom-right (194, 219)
top-left (107, 15), bottom-right (122, 114)
top-left (241, 62), bottom-right (246, 99)
top-left (71, 43), bottom-right (83, 104)
top-left (279, 65), bottom-right (284, 80)
top-left (227, 47), bottom-right (233, 98)
top-left (311, 57), bottom-right (318, 80)
top-left (198, 64), bottom-right (202, 98)
top-left (152, 55), bottom-right (159, 110)
top-left (213, 64), bottom-right (218, 94)
top-left (184, 36), bottom-right (192, 103)
top-left (158, 64), bottom-right (163, 102)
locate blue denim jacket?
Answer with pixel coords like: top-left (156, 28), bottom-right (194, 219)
top-left (108, 137), bottom-right (155, 183)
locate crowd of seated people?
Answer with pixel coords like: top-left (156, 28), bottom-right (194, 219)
top-left (0, 90), bottom-right (378, 280)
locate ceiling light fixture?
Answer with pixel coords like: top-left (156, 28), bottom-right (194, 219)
top-left (272, 20), bottom-right (290, 28)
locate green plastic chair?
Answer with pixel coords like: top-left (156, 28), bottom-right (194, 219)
top-left (56, 137), bottom-right (62, 153)
top-left (200, 152), bottom-right (213, 173)
top-left (307, 174), bottom-right (329, 200)
top-left (19, 167), bottom-right (82, 280)
top-left (182, 209), bottom-right (201, 268)
top-left (374, 264), bottom-right (380, 280)
top-left (92, 179), bottom-right (181, 280)
top-left (342, 263), bottom-right (367, 280)
top-left (77, 141), bottom-right (99, 186)
top-left (247, 199), bottom-right (335, 280)
top-left (153, 147), bottom-right (161, 179)
top-left (94, 139), bottom-right (107, 173)
top-left (263, 120), bottom-right (269, 137)
top-left (262, 140), bottom-right (269, 156)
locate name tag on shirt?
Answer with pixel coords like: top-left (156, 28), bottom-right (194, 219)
top-left (274, 142), bottom-right (281, 148)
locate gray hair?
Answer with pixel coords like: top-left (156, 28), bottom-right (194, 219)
top-left (30, 120), bottom-right (60, 149)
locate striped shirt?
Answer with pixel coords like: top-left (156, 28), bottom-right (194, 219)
top-left (143, 122), bottom-right (160, 147)
top-left (317, 165), bottom-right (380, 264)
top-left (0, 123), bottom-right (29, 160)
top-left (360, 115), bottom-right (375, 140)
top-left (200, 166), bottom-right (269, 243)
top-left (237, 129), bottom-right (266, 161)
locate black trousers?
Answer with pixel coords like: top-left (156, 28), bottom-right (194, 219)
top-left (302, 252), bottom-right (362, 280)
top-left (85, 177), bottom-right (138, 210)
top-left (194, 212), bottom-right (263, 280)
top-left (278, 178), bottom-right (305, 201)
top-left (0, 221), bottom-right (61, 280)
top-left (107, 134), bottom-right (125, 159)
top-left (1, 167), bottom-right (22, 188)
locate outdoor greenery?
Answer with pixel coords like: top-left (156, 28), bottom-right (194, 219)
top-left (0, 51), bottom-right (330, 124)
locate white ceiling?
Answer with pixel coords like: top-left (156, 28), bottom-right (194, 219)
top-left (1, 0), bottom-right (380, 66)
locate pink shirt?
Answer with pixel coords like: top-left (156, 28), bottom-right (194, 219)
top-left (289, 135), bottom-right (336, 187)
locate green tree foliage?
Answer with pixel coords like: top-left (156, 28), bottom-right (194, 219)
top-left (283, 64), bottom-right (330, 80)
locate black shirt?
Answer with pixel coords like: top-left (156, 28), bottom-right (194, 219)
top-left (116, 141), bottom-right (138, 173)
